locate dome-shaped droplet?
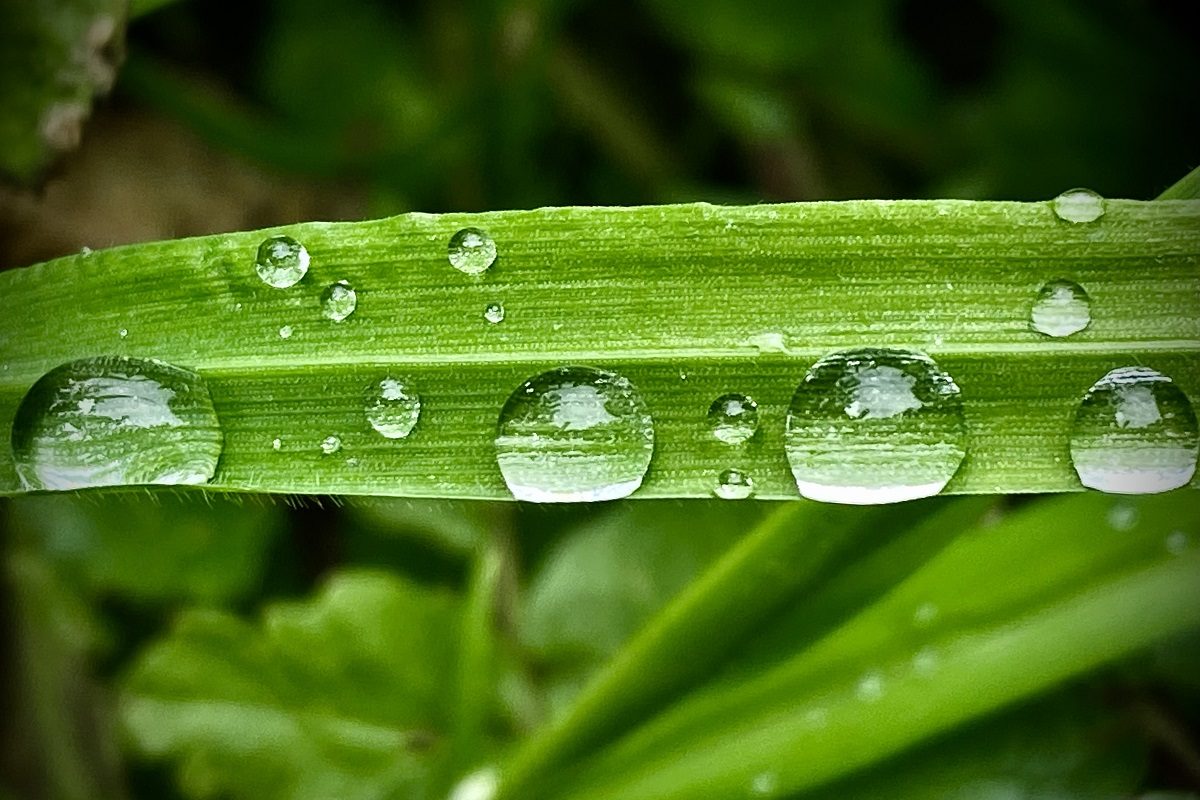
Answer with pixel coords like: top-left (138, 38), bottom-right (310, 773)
top-left (713, 468), bottom-right (754, 500)
top-left (10, 356), bottom-right (223, 490)
top-left (278, 325), bottom-right (294, 340)
top-left (707, 393), bottom-right (759, 445)
top-left (321, 280), bottom-right (357, 321)
top-left (255, 235), bottom-right (309, 288)
top-left (784, 348), bottom-right (966, 504)
top-left (484, 302), bottom-right (505, 324)
top-left (1030, 279), bottom-right (1091, 338)
top-left (365, 378), bottom-right (421, 439)
top-left (495, 366), bottom-right (654, 502)
top-left (1069, 366), bottom-right (1198, 494)
top-left (320, 435), bottom-right (342, 455)
top-left (1051, 188), bottom-right (1106, 224)
top-left (448, 227), bottom-right (497, 275)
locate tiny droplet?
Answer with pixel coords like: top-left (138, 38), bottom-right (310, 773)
top-left (365, 378), bottom-right (421, 439)
top-left (320, 435), bottom-right (342, 454)
top-left (484, 302), bottom-right (505, 324)
top-left (713, 468), bottom-right (755, 500)
top-left (321, 280), bottom-right (357, 321)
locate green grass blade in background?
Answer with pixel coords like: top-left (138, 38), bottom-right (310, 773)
top-left (542, 491), bottom-right (1200, 800)
top-left (2, 199), bottom-right (1198, 498)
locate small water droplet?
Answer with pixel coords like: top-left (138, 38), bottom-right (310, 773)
top-left (321, 280), bottom-right (357, 321)
top-left (447, 767), bottom-right (499, 800)
top-left (365, 378), bottom-right (421, 439)
top-left (912, 647), bottom-right (939, 676)
top-left (784, 348), bottom-right (966, 504)
top-left (750, 772), bottom-right (778, 797)
top-left (118, 327), bottom-right (128, 338)
top-left (255, 234), bottom-right (310, 288)
top-left (708, 393), bottom-right (759, 445)
top-left (79, 246), bottom-right (93, 256)
top-left (484, 302), bottom-right (505, 324)
top-left (271, 437), bottom-right (282, 451)
top-left (1070, 367), bottom-right (1199, 494)
top-left (1052, 188), bottom-right (1106, 224)
top-left (320, 435), bottom-right (342, 454)
top-left (11, 356), bottom-right (223, 490)
top-left (1166, 530), bottom-right (1191, 555)
top-left (855, 671), bottom-right (884, 702)
top-left (278, 325), bottom-right (294, 339)
top-left (713, 468), bottom-right (754, 500)
top-left (913, 602), bottom-right (939, 627)
top-left (495, 366), bottom-right (654, 502)
top-left (1030, 279), bottom-right (1091, 338)
top-left (448, 227), bottom-right (497, 275)
top-left (1107, 503), bottom-right (1139, 531)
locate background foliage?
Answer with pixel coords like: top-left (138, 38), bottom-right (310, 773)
top-left (0, 1), bottom-right (1198, 799)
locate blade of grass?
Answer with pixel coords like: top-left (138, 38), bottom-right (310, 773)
top-left (2, 198), bottom-right (1198, 497)
top-left (544, 491), bottom-right (1200, 800)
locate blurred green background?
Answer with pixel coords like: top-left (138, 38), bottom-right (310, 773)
top-left (1, 1), bottom-right (1198, 799)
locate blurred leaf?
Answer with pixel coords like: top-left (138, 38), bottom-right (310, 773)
top-left (803, 690), bottom-right (1145, 800)
top-left (0, 0), bottom-right (126, 184)
top-left (346, 498), bottom-right (500, 557)
top-left (119, 570), bottom-right (460, 800)
top-left (7, 494), bottom-right (283, 604)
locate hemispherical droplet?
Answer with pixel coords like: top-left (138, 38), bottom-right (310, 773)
top-left (278, 325), bottom-right (293, 339)
top-left (365, 378), bottom-right (421, 439)
top-left (10, 356), bottom-right (223, 490)
top-left (484, 302), bottom-right (505, 324)
top-left (271, 437), bottom-right (282, 451)
top-left (448, 227), bottom-right (497, 275)
top-left (255, 234), bottom-right (309, 288)
top-left (784, 348), bottom-right (966, 504)
top-left (1166, 530), bottom-right (1191, 555)
top-left (713, 468), bottom-right (754, 500)
top-left (1030, 279), bottom-right (1091, 338)
top-left (855, 671), bottom-right (884, 702)
top-left (321, 280), bottom-right (357, 322)
top-left (707, 393), bottom-right (759, 445)
top-left (1051, 188), bottom-right (1106, 224)
top-left (1107, 503), bottom-right (1139, 531)
top-left (320, 435), bottom-right (342, 455)
top-left (495, 366), bottom-right (654, 502)
top-left (1069, 366), bottom-right (1199, 494)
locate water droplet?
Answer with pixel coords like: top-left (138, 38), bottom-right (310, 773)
top-left (855, 671), bottom-right (884, 702)
top-left (913, 602), bottom-right (939, 627)
top-left (1030, 279), bottom-right (1091, 338)
top-left (495, 366), bottom-right (654, 502)
top-left (278, 325), bottom-right (294, 339)
top-left (1069, 367), bottom-right (1199, 494)
top-left (713, 468), bottom-right (754, 500)
top-left (1107, 503), bottom-right (1139, 531)
top-left (255, 234), bottom-right (309, 288)
top-left (447, 767), bottom-right (499, 800)
top-left (1166, 530), bottom-right (1191, 555)
top-left (320, 435), bottom-right (342, 455)
top-left (79, 246), bottom-right (93, 256)
top-left (271, 437), bottom-right (282, 451)
top-left (708, 393), bottom-right (759, 445)
top-left (1051, 188), bottom-right (1106, 224)
top-left (448, 227), bottom-right (497, 275)
top-left (912, 647), bottom-right (939, 676)
top-left (118, 327), bottom-right (128, 338)
top-left (484, 302), bottom-right (505, 324)
top-left (784, 348), bottom-right (966, 504)
top-left (321, 280), bottom-right (357, 321)
top-left (11, 356), bottom-right (223, 490)
top-left (750, 772), bottom-right (779, 797)
top-left (365, 378), bottom-right (421, 439)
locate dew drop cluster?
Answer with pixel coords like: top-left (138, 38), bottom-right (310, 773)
top-left (8, 190), bottom-right (1197, 504)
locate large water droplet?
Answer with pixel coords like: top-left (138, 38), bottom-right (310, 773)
top-left (484, 302), bottom-right (505, 324)
top-left (365, 378), bottom-right (421, 439)
top-left (784, 348), bottom-right (966, 504)
top-left (495, 366), bottom-right (654, 502)
top-left (1069, 366), bottom-right (1198, 494)
top-left (713, 468), bottom-right (754, 500)
top-left (1030, 279), bottom-right (1090, 338)
top-left (448, 227), bottom-right (497, 275)
top-left (255, 234), bottom-right (309, 288)
top-left (321, 280), bottom-right (357, 321)
top-left (11, 356), bottom-right (223, 490)
top-left (708, 393), bottom-right (759, 445)
top-left (1051, 188), bottom-right (1106, 224)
